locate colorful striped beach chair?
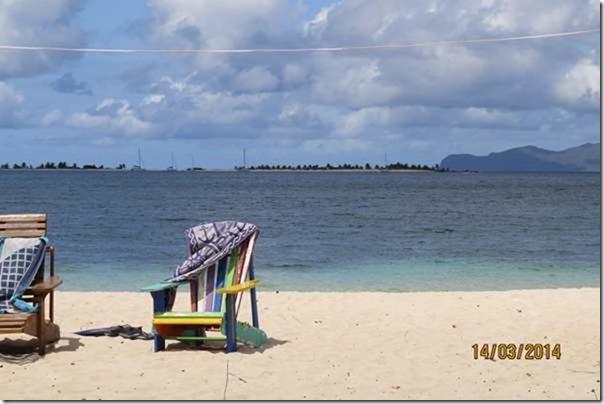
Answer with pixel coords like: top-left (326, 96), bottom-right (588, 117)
top-left (142, 222), bottom-right (267, 352)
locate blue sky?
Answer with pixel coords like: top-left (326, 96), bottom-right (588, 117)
top-left (0, 0), bottom-right (599, 169)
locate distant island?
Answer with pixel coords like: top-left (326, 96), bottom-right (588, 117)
top-left (0, 162), bottom-right (126, 170)
top-left (238, 163), bottom-right (445, 172)
top-left (6, 142), bottom-right (599, 173)
top-left (0, 161), bottom-right (447, 172)
top-left (441, 143), bottom-right (600, 172)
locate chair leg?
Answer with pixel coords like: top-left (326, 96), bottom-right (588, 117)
top-left (250, 288), bottom-right (259, 329)
top-left (37, 300), bottom-right (46, 355)
top-left (225, 295), bottom-right (237, 353)
top-left (49, 291), bottom-right (54, 323)
top-left (150, 288), bottom-right (177, 352)
top-left (248, 262), bottom-right (259, 328)
top-left (154, 335), bottom-right (166, 352)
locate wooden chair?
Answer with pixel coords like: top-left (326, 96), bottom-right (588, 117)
top-left (0, 214), bottom-right (62, 355)
top-left (142, 232), bottom-right (266, 352)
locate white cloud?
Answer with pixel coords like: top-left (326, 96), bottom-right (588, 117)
top-left (282, 63), bottom-right (308, 84)
top-left (336, 107), bottom-right (392, 136)
top-left (308, 57), bottom-right (400, 108)
top-left (303, 137), bottom-right (371, 153)
top-left (0, 82), bottom-right (23, 105)
top-left (150, 0), bottom-right (297, 48)
top-left (462, 107), bottom-right (517, 126)
top-left (67, 99), bottom-right (155, 136)
top-left (41, 109), bottom-right (62, 126)
top-left (52, 0), bottom-right (599, 160)
top-left (232, 66), bottom-right (279, 93)
top-left (554, 58), bottom-right (600, 110)
top-left (304, 5), bottom-right (334, 38)
top-left (482, 0), bottom-right (598, 33)
top-left (142, 94), bottom-right (165, 105)
top-left (0, 82), bottom-right (27, 127)
top-left (0, 0), bottom-right (85, 79)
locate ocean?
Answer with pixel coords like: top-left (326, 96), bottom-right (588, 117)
top-left (0, 170), bottom-right (599, 292)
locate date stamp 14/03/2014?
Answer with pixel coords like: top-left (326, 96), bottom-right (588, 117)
top-left (472, 343), bottom-right (561, 360)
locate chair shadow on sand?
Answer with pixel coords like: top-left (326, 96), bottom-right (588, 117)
top-left (164, 336), bottom-right (290, 354)
top-left (0, 336), bottom-right (84, 363)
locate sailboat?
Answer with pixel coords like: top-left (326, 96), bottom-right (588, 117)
top-left (237, 148), bottom-right (249, 171)
top-left (167, 153), bottom-right (176, 171)
top-left (131, 148), bottom-right (144, 171)
top-left (187, 155), bottom-right (204, 171)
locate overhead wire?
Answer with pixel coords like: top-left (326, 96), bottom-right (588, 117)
top-left (0, 28), bottom-right (598, 54)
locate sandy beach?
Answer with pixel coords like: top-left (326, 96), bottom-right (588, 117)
top-left (0, 288), bottom-right (599, 400)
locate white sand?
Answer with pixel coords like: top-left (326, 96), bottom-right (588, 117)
top-left (0, 288), bottom-right (600, 400)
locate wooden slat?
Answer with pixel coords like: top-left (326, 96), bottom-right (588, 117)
top-left (0, 222), bottom-right (46, 230)
top-left (0, 313), bottom-right (33, 324)
top-left (0, 214), bottom-right (47, 223)
top-left (28, 276), bottom-right (63, 294)
top-left (0, 327), bottom-right (25, 333)
top-left (236, 234), bottom-right (257, 311)
top-left (155, 311), bottom-right (223, 319)
top-left (213, 253), bottom-right (231, 312)
top-left (0, 229), bottom-right (46, 237)
top-left (0, 313), bottom-right (30, 332)
top-left (153, 317), bottom-right (223, 326)
top-left (217, 279), bottom-right (259, 295)
top-left (0, 321), bottom-right (27, 328)
top-left (0, 213), bottom-right (47, 237)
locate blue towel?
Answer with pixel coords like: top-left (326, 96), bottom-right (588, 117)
top-left (168, 221), bottom-right (259, 282)
top-left (0, 237), bottom-right (47, 313)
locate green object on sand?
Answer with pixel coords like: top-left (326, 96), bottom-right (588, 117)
top-left (221, 321), bottom-right (268, 348)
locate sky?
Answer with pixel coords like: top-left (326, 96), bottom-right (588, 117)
top-left (0, 0), bottom-right (600, 169)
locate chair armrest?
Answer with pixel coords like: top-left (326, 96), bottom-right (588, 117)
top-left (46, 244), bottom-right (55, 277)
top-left (140, 280), bottom-right (186, 292)
top-left (28, 276), bottom-right (62, 295)
top-left (217, 279), bottom-right (259, 295)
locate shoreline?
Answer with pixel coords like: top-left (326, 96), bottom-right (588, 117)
top-left (0, 168), bottom-right (441, 173)
top-left (54, 285), bottom-right (601, 294)
top-left (1, 287), bottom-right (599, 400)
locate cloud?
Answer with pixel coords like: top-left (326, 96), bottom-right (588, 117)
top-left (142, 94), bottom-right (165, 105)
top-left (554, 57), bottom-right (600, 111)
top-left (462, 107), bottom-right (518, 127)
top-left (116, 62), bottom-right (159, 92)
top-left (67, 98), bottom-right (155, 136)
top-left (41, 109), bottom-right (62, 126)
top-left (34, 0), bottom-right (598, 162)
top-left (0, 82), bottom-right (27, 128)
top-left (299, 0), bottom-right (599, 113)
top-left (50, 72), bottom-right (92, 95)
top-left (0, 0), bottom-right (86, 79)
top-left (148, 0), bottom-right (301, 49)
top-left (232, 66), bottom-right (279, 93)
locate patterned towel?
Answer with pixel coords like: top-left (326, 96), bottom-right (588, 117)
top-left (168, 221), bottom-right (259, 282)
top-left (0, 238), bottom-right (47, 313)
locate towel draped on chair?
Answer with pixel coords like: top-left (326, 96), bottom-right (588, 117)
top-left (0, 237), bottom-right (47, 313)
top-left (168, 221), bottom-right (259, 282)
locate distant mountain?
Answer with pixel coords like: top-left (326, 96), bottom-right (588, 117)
top-left (441, 143), bottom-right (600, 172)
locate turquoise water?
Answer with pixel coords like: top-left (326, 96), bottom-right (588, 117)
top-left (0, 171), bottom-right (599, 291)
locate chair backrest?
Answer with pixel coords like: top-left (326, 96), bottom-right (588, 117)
top-left (196, 232), bottom-right (257, 314)
top-left (0, 214), bottom-right (47, 238)
top-left (0, 214), bottom-right (49, 283)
